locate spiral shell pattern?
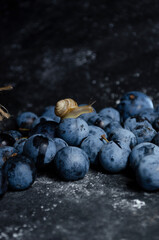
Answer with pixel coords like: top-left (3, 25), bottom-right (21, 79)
top-left (55, 98), bottom-right (78, 118)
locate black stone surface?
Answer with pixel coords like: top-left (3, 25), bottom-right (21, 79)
top-left (1, 1), bottom-right (159, 239)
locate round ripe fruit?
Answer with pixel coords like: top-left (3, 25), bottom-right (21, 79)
top-left (14, 138), bottom-right (27, 154)
top-left (81, 135), bottom-right (105, 166)
top-left (30, 121), bottom-right (58, 140)
top-left (138, 108), bottom-right (158, 124)
top-left (31, 116), bottom-right (54, 129)
top-left (110, 128), bottom-right (137, 149)
top-left (136, 155), bottom-right (159, 191)
top-left (117, 91), bottom-right (154, 122)
top-left (99, 107), bottom-right (120, 122)
top-left (99, 141), bottom-right (130, 173)
top-left (54, 138), bottom-right (68, 152)
top-left (0, 146), bottom-right (17, 168)
top-left (124, 117), bottom-right (156, 144)
top-left (54, 146), bottom-right (89, 181)
top-left (105, 121), bottom-right (122, 138)
top-left (41, 106), bottom-right (60, 123)
top-left (4, 130), bottom-right (22, 141)
top-left (17, 112), bottom-right (38, 129)
top-left (88, 126), bottom-right (107, 138)
top-left (57, 118), bottom-right (89, 146)
top-left (88, 114), bottom-right (112, 129)
top-left (3, 155), bottom-right (36, 191)
top-left (23, 134), bottom-right (56, 168)
top-left (129, 142), bottom-right (159, 171)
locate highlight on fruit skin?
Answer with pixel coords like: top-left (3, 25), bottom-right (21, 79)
top-left (55, 98), bottom-right (95, 119)
top-left (0, 85), bottom-right (13, 121)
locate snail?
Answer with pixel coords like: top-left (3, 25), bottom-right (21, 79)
top-left (55, 98), bottom-right (95, 119)
top-left (0, 85), bottom-right (13, 121)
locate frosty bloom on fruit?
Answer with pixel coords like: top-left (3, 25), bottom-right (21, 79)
top-left (117, 91), bottom-right (154, 122)
top-left (55, 98), bottom-right (94, 119)
top-left (0, 85), bottom-right (13, 121)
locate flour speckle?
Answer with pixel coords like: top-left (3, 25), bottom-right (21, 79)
top-left (92, 80), bottom-right (96, 84)
top-left (113, 199), bottom-right (146, 210)
top-left (131, 199), bottom-right (146, 209)
top-left (0, 232), bottom-right (9, 240)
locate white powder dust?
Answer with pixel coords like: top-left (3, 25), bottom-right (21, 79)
top-left (113, 199), bottom-right (146, 210)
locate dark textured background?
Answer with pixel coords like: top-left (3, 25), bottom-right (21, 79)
top-left (1, 1), bottom-right (159, 239)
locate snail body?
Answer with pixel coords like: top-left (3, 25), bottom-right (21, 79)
top-left (55, 98), bottom-right (94, 119)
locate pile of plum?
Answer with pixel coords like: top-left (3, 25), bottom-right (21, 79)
top-left (1, 91), bottom-right (159, 196)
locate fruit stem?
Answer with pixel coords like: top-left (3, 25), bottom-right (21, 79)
top-left (101, 134), bottom-right (109, 143)
top-left (19, 128), bottom-right (30, 131)
top-left (10, 153), bottom-right (18, 158)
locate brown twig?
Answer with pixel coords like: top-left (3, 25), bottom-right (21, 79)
top-left (0, 85), bottom-right (13, 91)
top-left (0, 85), bottom-right (13, 120)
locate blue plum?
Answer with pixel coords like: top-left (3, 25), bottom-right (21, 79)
top-left (105, 121), bottom-right (122, 138)
top-left (54, 138), bottom-right (68, 152)
top-left (14, 138), bottom-right (27, 154)
top-left (0, 146), bottom-right (17, 168)
top-left (124, 117), bottom-right (156, 143)
top-left (31, 116), bottom-right (54, 129)
top-left (42, 106), bottom-right (60, 123)
top-left (99, 140), bottom-right (130, 173)
top-left (138, 108), bottom-right (158, 125)
top-left (117, 91), bottom-right (154, 122)
top-left (4, 130), bottom-right (22, 141)
top-left (3, 155), bottom-right (36, 191)
top-left (81, 135), bottom-right (105, 166)
top-left (30, 121), bottom-right (58, 140)
top-left (88, 114), bottom-right (112, 129)
top-left (136, 155), bottom-right (159, 191)
top-left (54, 146), bottom-right (89, 181)
top-left (17, 112), bottom-right (38, 129)
top-left (110, 128), bottom-right (137, 149)
top-left (57, 118), bottom-right (89, 146)
top-left (88, 126), bottom-right (107, 138)
top-left (23, 134), bottom-right (56, 168)
top-left (124, 116), bottom-right (147, 130)
top-left (99, 107), bottom-right (120, 122)
top-left (129, 142), bottom-right (159, 171)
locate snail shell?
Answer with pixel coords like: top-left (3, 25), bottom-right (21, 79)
top-left (55, 99), bottom-right (78, 118)
top-left (55, 98), bottom-right (94, 119)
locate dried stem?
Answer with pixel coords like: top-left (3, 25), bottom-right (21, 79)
top-left (0, 85), bottom-right (13, 91)
top-left (0, 85), bottom-right (13, 121)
